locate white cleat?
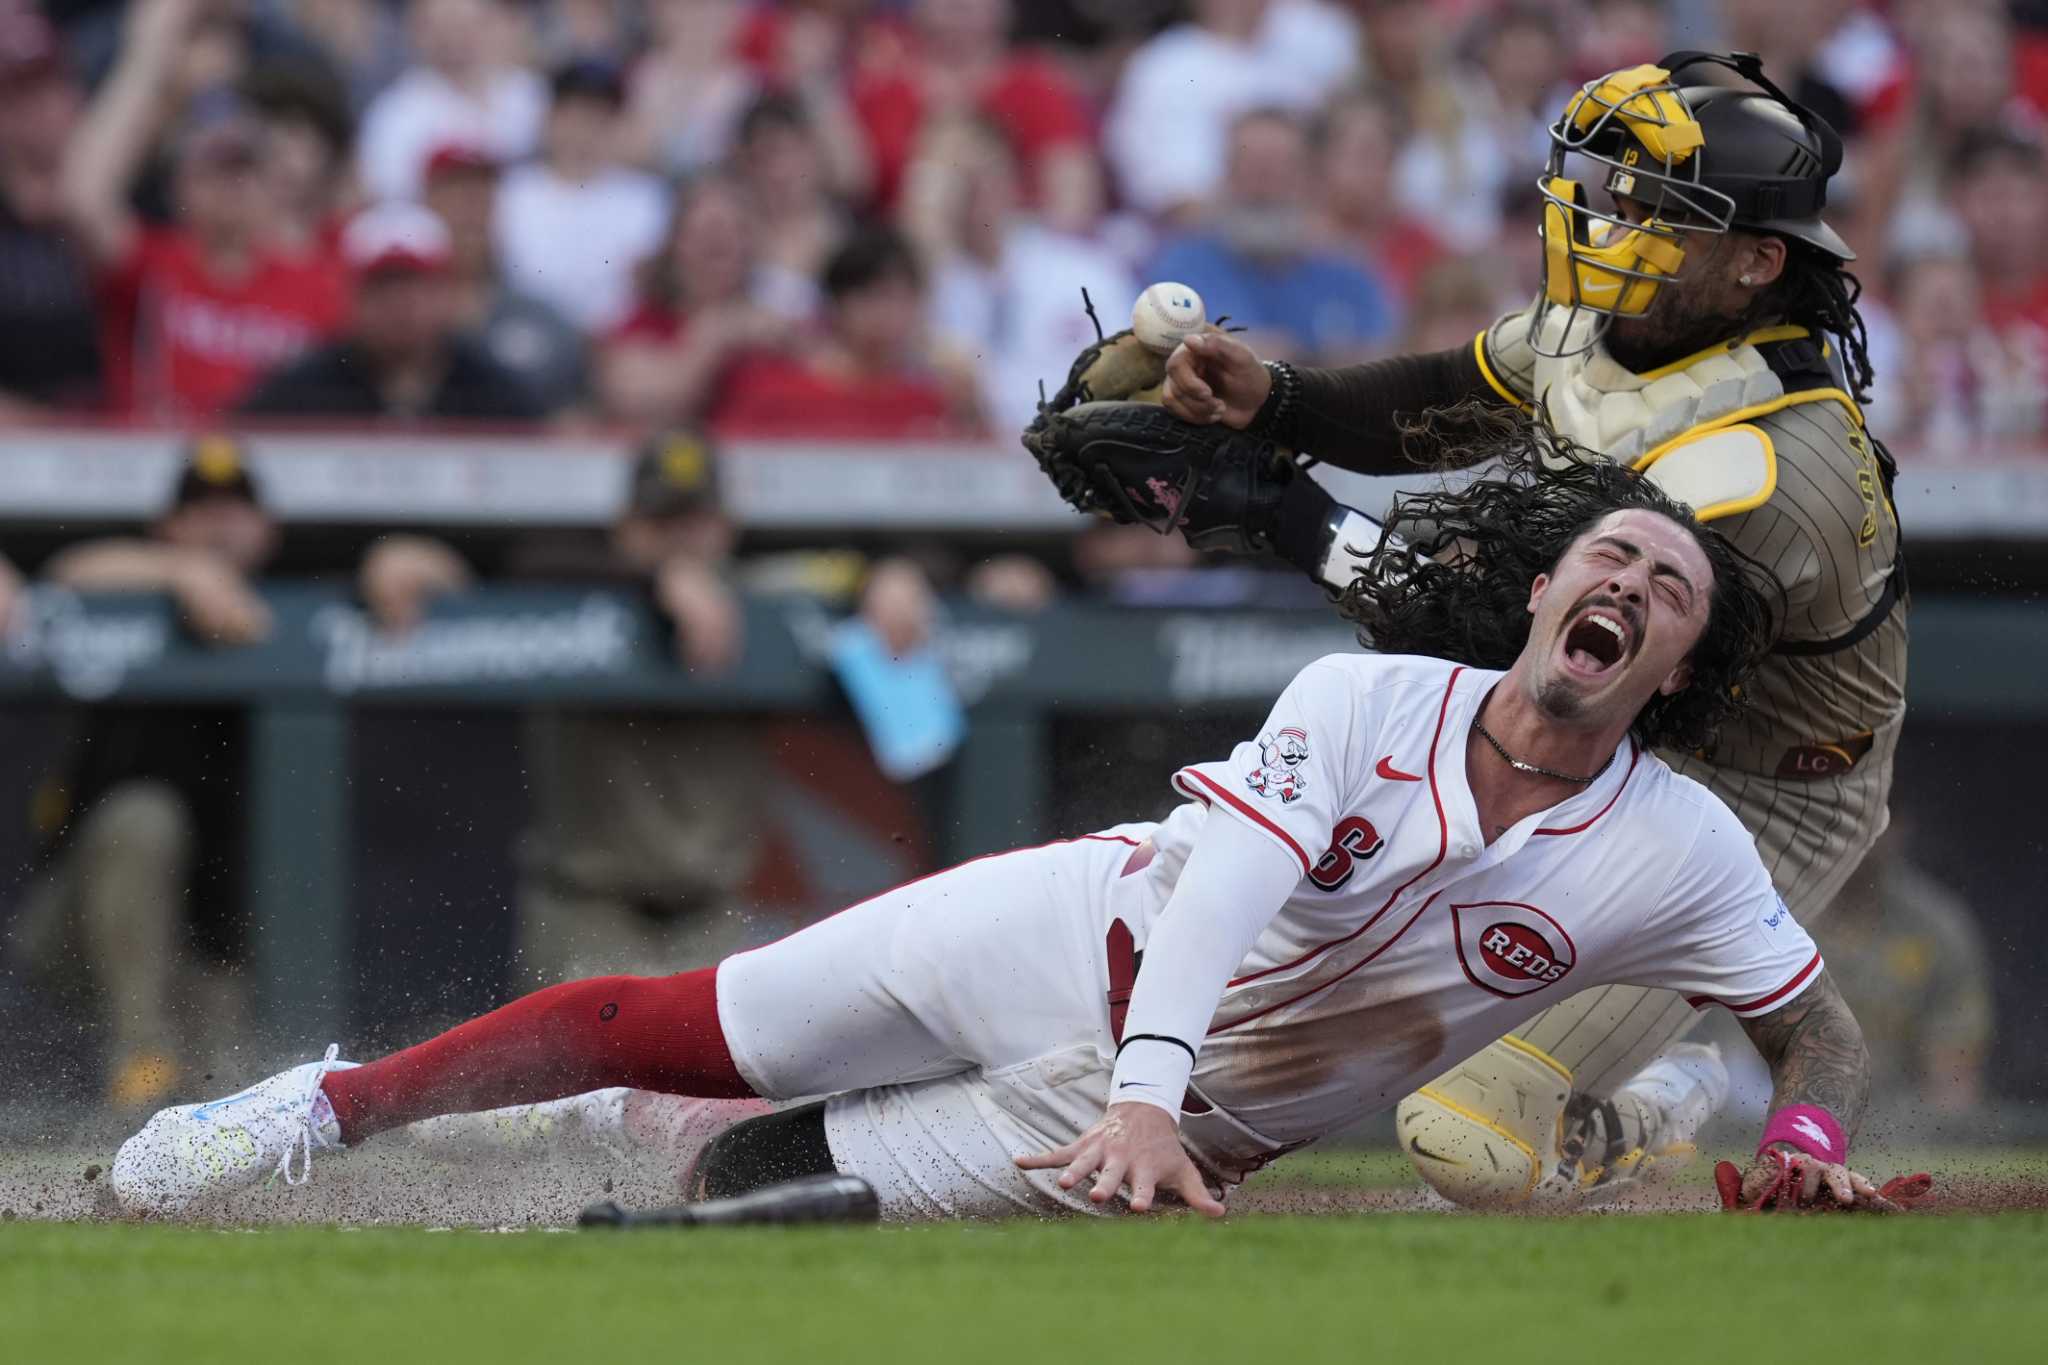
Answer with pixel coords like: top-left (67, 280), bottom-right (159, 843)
top-left (110, 1045), bottom-right (356, 1217)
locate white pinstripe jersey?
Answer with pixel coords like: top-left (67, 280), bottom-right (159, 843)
top-left (1138, 653), bottom-right (1819, 1169)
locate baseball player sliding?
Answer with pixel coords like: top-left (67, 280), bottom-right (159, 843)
top-left (113, 427), bottom-right (1903, 1221)
top-left (1026, 51), bottom-right (1907, 1208)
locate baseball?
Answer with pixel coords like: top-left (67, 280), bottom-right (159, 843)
top-left (1132, 282), bottom-right (1207, 354)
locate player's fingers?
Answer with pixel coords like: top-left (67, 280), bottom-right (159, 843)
top-left (1054, 1141), bottom-right (1104, 1189)
top-left (1013, 1139), bottom-right (1078, 1171)
top-left (1164, 342), bottom-right (1219, 417)
top-left (1798, 1159), bottom-right (1823, 1205)
top-left (1822, 1165), bottom-right (1854, 1207)
top-left (1166, 1164), bottom-right (1227, 1219)
top-left (1091, 1153), bottom-right (1129, 1205)
top-left (1127, 1168), bottom-right (1158, 1215)
top-left (1847, 1171), bottom-right (1899, 1213)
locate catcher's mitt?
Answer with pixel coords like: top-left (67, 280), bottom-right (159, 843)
top-left (1714, 1154), bottom-right (1934, 1213)
top-left (1021, 292), bottom-right (1305, 555)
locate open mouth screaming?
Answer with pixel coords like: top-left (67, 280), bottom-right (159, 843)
top-left (1561, 603), bottom-right (1633, 677)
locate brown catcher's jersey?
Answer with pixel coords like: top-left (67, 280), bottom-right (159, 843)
top-left (1479, 315), bottom-right (1906, 917)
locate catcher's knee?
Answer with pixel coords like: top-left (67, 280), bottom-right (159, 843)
top-left (693, 1101), bottom-right (837, 1200)
top-left (1395, 1036), bottom-right (1574, 1210)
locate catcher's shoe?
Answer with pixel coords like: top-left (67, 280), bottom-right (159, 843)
top-left (111, 1046), bottom-right (356, 1217)
top-left (1553, 1042), bottom-right (1729, 1204)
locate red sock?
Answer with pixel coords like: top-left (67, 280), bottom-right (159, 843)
top-left (321, 968), bottom-right (755, 1144)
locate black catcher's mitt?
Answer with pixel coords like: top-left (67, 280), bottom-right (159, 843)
top-left (1020, 292), bottom-right (1306, 555)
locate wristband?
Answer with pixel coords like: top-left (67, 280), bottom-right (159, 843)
top-left (1249, 360), bottom-right (1301, 445)
top-left (1758, 1104), bottom-right (1847, 1163)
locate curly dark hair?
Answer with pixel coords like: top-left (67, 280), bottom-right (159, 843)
top-left (1337, 402), bottom-right (1784, 754)
top-left (1756, 245), bottom-right (1876, 405)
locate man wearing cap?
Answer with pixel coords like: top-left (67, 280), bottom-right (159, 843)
top-left (495, 60), bottom-right (669, 335)
top-left (60, 0), bottom-right (348, 418)
top-left (239, 202), bottom-right (548, 420)
top-left (422, 142), bottom-right (590, 415)
top-left (17, 437), bottom-right (283, 1111)
top-left (0, 0), bottom-right (101, 415)
top-left (358, 430), bottom-right (763, 982)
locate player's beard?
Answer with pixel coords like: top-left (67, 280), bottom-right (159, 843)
top-left (1604, 292), bottom-right (1748, 374)
top-left (1601, 237), bottom-right (1757, 374)
top-left (1534, 673), bottom-right (1588, 723)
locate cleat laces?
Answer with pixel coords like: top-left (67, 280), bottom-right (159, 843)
top-left (276, 1044), bottom-right (343, 1188)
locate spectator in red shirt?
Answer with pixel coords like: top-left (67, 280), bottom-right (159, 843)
top-left (850, 0), bottom-right (1101, 230)
top-left (710, 223), bottom-right (983, 438)
top-left (60, 0), bottom-right (348, 420)
top-left (599, 174), bottom-right (791, 426)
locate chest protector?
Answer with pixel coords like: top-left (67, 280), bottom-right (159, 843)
top-left (1487, 306), bottom-right (1861, 520)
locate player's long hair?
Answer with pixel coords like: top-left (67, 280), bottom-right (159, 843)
top-left (1337, 402), bottom-right (1783, 754)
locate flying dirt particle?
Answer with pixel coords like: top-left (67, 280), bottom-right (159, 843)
top-left (1, 1209), bottom-right (13, 1221)
top-left (83, 1164), bottom-right (102, 1183)
top-left (602, 1178), bottom-right (614, 1195)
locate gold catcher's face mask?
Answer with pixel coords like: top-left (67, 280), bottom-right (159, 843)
top-left (1535, 65), bottom-right (1736, 355)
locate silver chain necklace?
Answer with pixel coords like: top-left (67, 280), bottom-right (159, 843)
top-left (1473, 719), bottom-right (1613, 786)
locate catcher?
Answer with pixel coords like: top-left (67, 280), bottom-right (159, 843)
top-left (1023, 52), bottom-right (1909, 1211)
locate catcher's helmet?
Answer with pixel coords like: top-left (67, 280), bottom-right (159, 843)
top-left (1534, 50), bottom-right (1850, 356)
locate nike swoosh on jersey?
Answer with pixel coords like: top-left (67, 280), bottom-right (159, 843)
top-left (1375, 755), bottom-right (1422, 782)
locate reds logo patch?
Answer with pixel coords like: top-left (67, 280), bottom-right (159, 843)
top-left (1451, 901), bottom-right (1577, 998)
top-left (1245, 727), bottom-right (1310, 804)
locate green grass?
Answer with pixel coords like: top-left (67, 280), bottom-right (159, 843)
top-left (4, 1214), bottom-right (2044, 1365)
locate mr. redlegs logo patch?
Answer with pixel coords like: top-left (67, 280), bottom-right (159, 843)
top-left (1451, 901), bottom-right (1577, 998)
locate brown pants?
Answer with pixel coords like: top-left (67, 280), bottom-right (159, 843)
top-left (11, 780), bottom-right (246, 1065)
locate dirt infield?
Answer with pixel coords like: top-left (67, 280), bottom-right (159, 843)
top-left (1233, 1168), bottom-right (2048, 1216)
top-left (5, 1141), bottom-right (2045, 1224)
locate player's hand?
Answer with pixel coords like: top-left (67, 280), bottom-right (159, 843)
top-left (1719, 1148), bottom-right (1904, 1212)
top-left (655, 556), bottom-right (743, 673)
top-left (1162, 331), bottom-right (1270, 429)
top-left (1015, 1101), bottom-right (1227, 1217)
top-left (170, 552), bottom-right (271, 646)
top-left (359, 535), bottom-right (471, 634)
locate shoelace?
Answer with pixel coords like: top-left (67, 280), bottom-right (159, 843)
top-left (276, 1043), bottom-right (342, 1188)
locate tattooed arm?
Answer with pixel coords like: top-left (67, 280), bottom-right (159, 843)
top-left (1741, 969), bottom-right (1872, 1133)
top-left (1736, 970), bottom-right (1889, 1207)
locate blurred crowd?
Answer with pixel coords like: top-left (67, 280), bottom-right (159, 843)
top-left (2, 0), bottom-right (2048, 455)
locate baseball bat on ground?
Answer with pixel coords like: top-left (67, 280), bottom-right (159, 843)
top-left (579, 1173), bottom-right (880, 1229)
